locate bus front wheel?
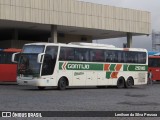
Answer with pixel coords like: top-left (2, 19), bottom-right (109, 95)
top-left (117, 77), bottom-right (125, 88)
top-left (58, 78), bottom-right (67, 90)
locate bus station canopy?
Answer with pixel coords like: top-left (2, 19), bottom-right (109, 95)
top-left (0, 0), bottom-right (151, 40)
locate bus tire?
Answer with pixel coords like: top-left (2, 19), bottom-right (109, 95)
top-left (58, 77), bottom-right (67, 90)
top-left (117, 77), bottom-right (125, 88)
top-left (38, 86), bottom-right (45, 90)
top-left (125, 77), bottom-right (134, 88)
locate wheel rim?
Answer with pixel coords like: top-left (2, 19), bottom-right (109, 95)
top-left (61, 80), bottom-right (65, 88)
top-left (127, 79), bottom-right (133, 86)
top-left (59, 79), bottom-right (66, 90)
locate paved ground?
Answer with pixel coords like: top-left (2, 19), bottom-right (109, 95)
top-left (0, 82), bottom-right (160, 119)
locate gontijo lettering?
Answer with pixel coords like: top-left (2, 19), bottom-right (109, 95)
top-left (67, 64), bottom-right (90, 70)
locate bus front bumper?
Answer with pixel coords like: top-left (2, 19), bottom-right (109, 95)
top-left (17, 77), bottom-right (54, 86)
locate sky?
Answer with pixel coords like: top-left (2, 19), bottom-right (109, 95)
top-left (80, 0), bottom-right (160, 51)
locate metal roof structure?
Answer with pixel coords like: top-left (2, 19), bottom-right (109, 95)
top-left (0, 0), bottom-right (151, 39)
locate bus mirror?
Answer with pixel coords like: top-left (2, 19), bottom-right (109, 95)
top-left (12, 52), bottom-right (20, 63)
top-left (37, 53), bottom-right (45, 63)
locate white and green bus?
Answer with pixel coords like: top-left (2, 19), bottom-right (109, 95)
top-left (12, 42), bottom-right (148, 90)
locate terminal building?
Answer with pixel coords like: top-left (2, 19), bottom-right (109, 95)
top-left (0, 0), bottom-right (151, 48)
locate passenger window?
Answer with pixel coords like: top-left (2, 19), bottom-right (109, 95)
top-left (59, 47), bottom-right (74, 61)
top-left (105, 50), bottom-right (118, 63)
top-left (90, 49), bottom-right (104, 62)
top-left (74, 48), bottom-right (89, 61)
top-left (138, 52), bottom-right (146, 64)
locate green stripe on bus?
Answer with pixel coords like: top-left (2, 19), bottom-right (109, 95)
top-left (123, 65), bottom-right (148, 71)
top-left (109, 64), bottom-right (116, 71)
top-left (88, 64), bottom-right (103, 71)
top-left (59, 62), bottom-right (63, 69)
top-left (59, 62), bottom-right (103, 71)
top-left (123, 65), bottom-right (128, 71)
top-left (59, 62), bottom-right (148, 71)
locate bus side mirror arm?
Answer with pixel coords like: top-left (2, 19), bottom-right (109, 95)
top-left (12, 52), bottom-right (20, 63)
top-left (37, 53), bottom-right (45, 63)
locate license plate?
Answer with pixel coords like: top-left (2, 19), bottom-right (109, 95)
top-left (24, 81), bottom-right (28, 83)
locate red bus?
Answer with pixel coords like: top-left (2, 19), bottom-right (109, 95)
top-left (148, 55), bottom-right (160, 81)
top-left (0, 48), bottom-right (21, 82)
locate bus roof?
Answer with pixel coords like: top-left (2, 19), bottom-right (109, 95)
top-left (3, 48), bottom-right (21, 52)
top-left (69, 42), bottom-right (116, 48)
top-left (24, 42), bottom-right (147, 52)
top-left (149, 56), bottom-right (160, 58)
top-left (25, 42), bottom-right (65, 46)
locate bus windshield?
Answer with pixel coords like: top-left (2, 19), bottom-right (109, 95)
top-left (18, 45), bottom-right (45, 77)
top-left (18, 45), bottom-right (58, 77)
top-left (18, 53), bottom-right (41, 77)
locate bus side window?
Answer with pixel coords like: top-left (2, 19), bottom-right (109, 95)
top-left (113, 52), bottom-right (118, 62)
top-left (118, 51), bottom-right (123, 63)
top-left (74, 48), bottom-right (84, 61)
top-left (105, 50), bottom-right (110, 62)
top-left (84, 49), bottom-right (89, 62)
top-left (59, 47), bottom-right (75, 61)
top-left (6, 53), bottom-right (14, 64)
top-left (46, 46), bottom-right (58, 60)
top-left (0, 53), bottom-right (5, 64)
top-left (158, 59), bottom-right (160, 67)
top-left (0, 52), bottom-right (2, 64)
top-left (90, 50), bottom-right (95, 62)
top-left (142, 53), bottom-right (147, 64)
top-left (95, 50), bottom-right (104, 62)
top-left (65, 48), bottom-right (74, 61)
top-left (109, 51), bottom-right (116, 62)
top-left (59, 48), bottom-right (65, 61)
top-left (124, 51), bottom-right (128, 63)
top-left (138, 52), bottom-right (146, 64)
top-left (89, 49), bottom-right (104, 62)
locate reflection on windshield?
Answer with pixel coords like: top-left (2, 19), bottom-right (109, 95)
top-left (23, 45), bottom-right (44, 53)
top-left (18, 54), bottom-right (41, 77)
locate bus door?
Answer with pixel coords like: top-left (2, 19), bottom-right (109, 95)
top-left (41, 46), bottom-right (58, 84)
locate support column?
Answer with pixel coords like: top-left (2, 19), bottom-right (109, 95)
top-left (127, 33), bottom-right (132, 48)
top-left (50, 25), bottom-right (57, 43)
